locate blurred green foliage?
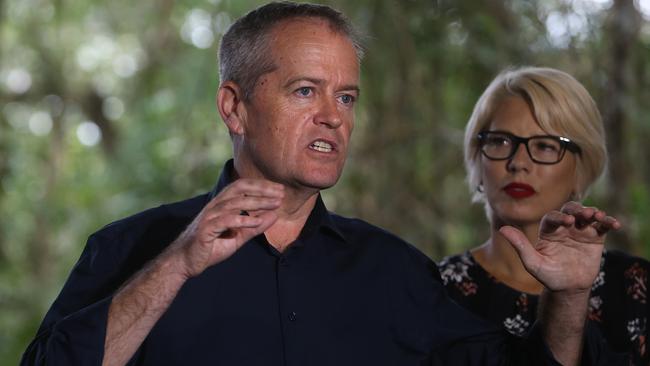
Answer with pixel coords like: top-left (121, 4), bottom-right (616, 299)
top-left (1, 0), bottom-right (649, 364)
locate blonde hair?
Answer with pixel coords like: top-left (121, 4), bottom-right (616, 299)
top-left (464, 66), bottom-right (606, 204)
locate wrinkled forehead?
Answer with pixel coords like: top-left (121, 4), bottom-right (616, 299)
top-left (269, 17), bottom-right (355, 49)
top-left (269, 16), bottom-right (342, 34)
top-left (266, 18), bottom-right (360, 77)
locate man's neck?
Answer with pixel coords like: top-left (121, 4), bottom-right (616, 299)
top-left (266, 189), bottom-right (319, 252)
top-left (231, 159), bottom-right (320, 252)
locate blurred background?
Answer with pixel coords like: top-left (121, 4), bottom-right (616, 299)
top-left (1, 0), bottom-right (649, 363)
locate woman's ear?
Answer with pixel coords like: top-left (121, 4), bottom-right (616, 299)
top-left (571, 172), bottom-right (584, 202)
top-left (217, 81), bottom-right (246, 135)
top-left (569, 186), bottom-right (582, 202)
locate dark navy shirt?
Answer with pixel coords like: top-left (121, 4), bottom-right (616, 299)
top-left (21, 161), bottom-right (621, 365)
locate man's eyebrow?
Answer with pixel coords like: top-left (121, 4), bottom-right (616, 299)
top-left (284, 77), bottom-right (324, 88)
top-left (340, 84), bottom-right (360, 94)
top-left (283, 77), bottom-right (360, 93)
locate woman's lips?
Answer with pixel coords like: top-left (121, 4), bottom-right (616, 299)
top-left (503, 183), bottom-right (536, 199)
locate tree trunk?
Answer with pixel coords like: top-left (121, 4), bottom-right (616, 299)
top-left (601, 0), bottom-right (641, 251)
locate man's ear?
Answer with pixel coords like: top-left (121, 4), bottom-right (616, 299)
top-left (217, 81), bottom-right (246, 135)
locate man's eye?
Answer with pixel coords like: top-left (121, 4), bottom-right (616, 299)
top-left (339, 94), bottom-right (355, 104)
top-left (296, 87), bottom-right (312, 97)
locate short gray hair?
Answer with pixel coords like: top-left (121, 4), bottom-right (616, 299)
top-left (219, 1), bottom-right (365, 101)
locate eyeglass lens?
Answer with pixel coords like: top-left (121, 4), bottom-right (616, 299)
top-left (481, 132), bottom-right (564, 163)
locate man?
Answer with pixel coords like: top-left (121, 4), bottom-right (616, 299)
top-left (22, 2), bottom-right (622, 365)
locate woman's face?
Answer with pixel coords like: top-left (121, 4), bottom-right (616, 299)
top-left (480, 96), bottom-right (578, 227)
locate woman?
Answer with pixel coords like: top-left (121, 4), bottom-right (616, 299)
top-left (438, 67), bottom-right (649, 364)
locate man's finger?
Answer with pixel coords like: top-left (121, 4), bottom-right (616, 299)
top-left (573, 208), bottom-right (601, 229)
top-left (499, 226), bottom-right (542, 275)
top-left (208, 196), bottom-right (282, 218)
top-left (205, 209), bottom-right (279, 243)
top-left (226, 179), bottom-right (285, 197)
top-left (604, 215), bottom-right (622, 230)
top-left (203, 213), bottom-right (265, 240)
top-left (205, 180), bottom-right (284, 209)
top-left (595, 213), bottom-right (621, 229)
top-left (571, 207), bottom-right (619, 232)
top-left (539, 210), bottom-right (574, 234)
top-left (592, 215), bottom-right (622, 235)
top-left (559, 201), bottom-right (586, 216)
top-left (240, 210), bottom-right (278, 236)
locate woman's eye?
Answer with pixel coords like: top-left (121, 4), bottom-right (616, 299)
top-left (536, 142), bottom-right (559, 151)
top-left (487, 137), bottom-right (509, 146)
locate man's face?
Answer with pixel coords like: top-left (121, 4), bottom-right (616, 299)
top-left (236, 17), bottom-right (360, 191)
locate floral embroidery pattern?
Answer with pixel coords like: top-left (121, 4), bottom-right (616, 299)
top-left (439, 260), bottom-right (470, 285)
top-left (628, 318), bottom-right (647, 358)
top-left (625, 262), bottom-right (647, 304)
top-left (439, 250), bottom-right (650, 364)
top-left (503, 314), bottom-right (530, 337)
top-left (457, 281), bottom-right (477, 296)
top-left (439, 255), bottom-right (478, 296)
top-left (515, 294), bottom-right (529, 314)
top-left (592, 270), bottom-right (605, 291)
top-left (588, 296), bottom-right (603, 322)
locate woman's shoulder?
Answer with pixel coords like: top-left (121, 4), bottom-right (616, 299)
top-left (601, 249), bottom-right (650, 283)
top-left (590, 250), bottom-right (650, 363)
top-left (603, 249), bottom-right (650, 268)
top-left (438, 251), bottom-right (474, 267)
top-left (437, 250), bottom-right (504, 299)
top-left (437, 251), bottom-right (479, 284)
top-left (591, 249), bottom-right (649, 315)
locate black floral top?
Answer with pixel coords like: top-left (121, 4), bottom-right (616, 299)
top-left (439, 250), bottom-right (650, 365)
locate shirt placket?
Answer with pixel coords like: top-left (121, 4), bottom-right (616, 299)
top-left (275, 241), bottom-right (301, 366)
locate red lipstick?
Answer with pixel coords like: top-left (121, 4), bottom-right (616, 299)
top-left (503, 183), bottom-right (535, 199)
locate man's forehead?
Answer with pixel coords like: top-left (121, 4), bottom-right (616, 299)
top-left (256, 16), bottom-right (360, 89)
top-left (268, 16), bottom-right (349, 46)
top-left (271, 16), bottom-right (329, 30)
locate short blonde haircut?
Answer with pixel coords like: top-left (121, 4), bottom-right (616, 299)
top-left (464, 66), bottom-right (606, 204)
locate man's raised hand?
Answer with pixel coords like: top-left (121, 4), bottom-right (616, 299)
top-left (500, 201), bottom-right (621, 292)
top-left (170, 179), bottom-right (284, 279)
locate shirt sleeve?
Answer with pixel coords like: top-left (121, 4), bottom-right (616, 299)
top-left (391, 244), bottom-right (629, 366)
top-left (20, 232), bottom-right (132, 366)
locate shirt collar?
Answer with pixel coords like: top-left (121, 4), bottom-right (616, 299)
top-left (208, 159), bottom-right (237, 201)
top-left (208, 159), bottom-right (347, 243)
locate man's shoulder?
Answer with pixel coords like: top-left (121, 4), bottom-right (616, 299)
top-left (66, 193), bottom-right (210, 281)
top-left (328, 212), bottom-right (428, 259)
top-left (91, 193), bottom-right (208, 243)
top-left (328, 212), bottom-right (444, 294)
top-left (330, 213), bottom-right (405, 242)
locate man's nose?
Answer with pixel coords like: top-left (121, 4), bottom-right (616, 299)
top-left (314, 97), bottom-right (343, 128)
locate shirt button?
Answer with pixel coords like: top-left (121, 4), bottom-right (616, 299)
top-left (279, 257), bottom-right (289, 267)
top-left (288, 311), bottom-right (297, 321)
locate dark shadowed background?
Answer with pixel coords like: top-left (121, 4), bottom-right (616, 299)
top-left (1, 0), bottom-right (649, 363)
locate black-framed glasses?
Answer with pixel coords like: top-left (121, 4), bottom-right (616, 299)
top-left (477, 130), bottom-right (581, 164)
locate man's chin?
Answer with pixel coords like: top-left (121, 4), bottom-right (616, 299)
top-left (302, 180), bottom-right (338, 191)
top-left (297, 174), bottom-right (341, 191)
top-left (293, 164), bottom-right (343, 188)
